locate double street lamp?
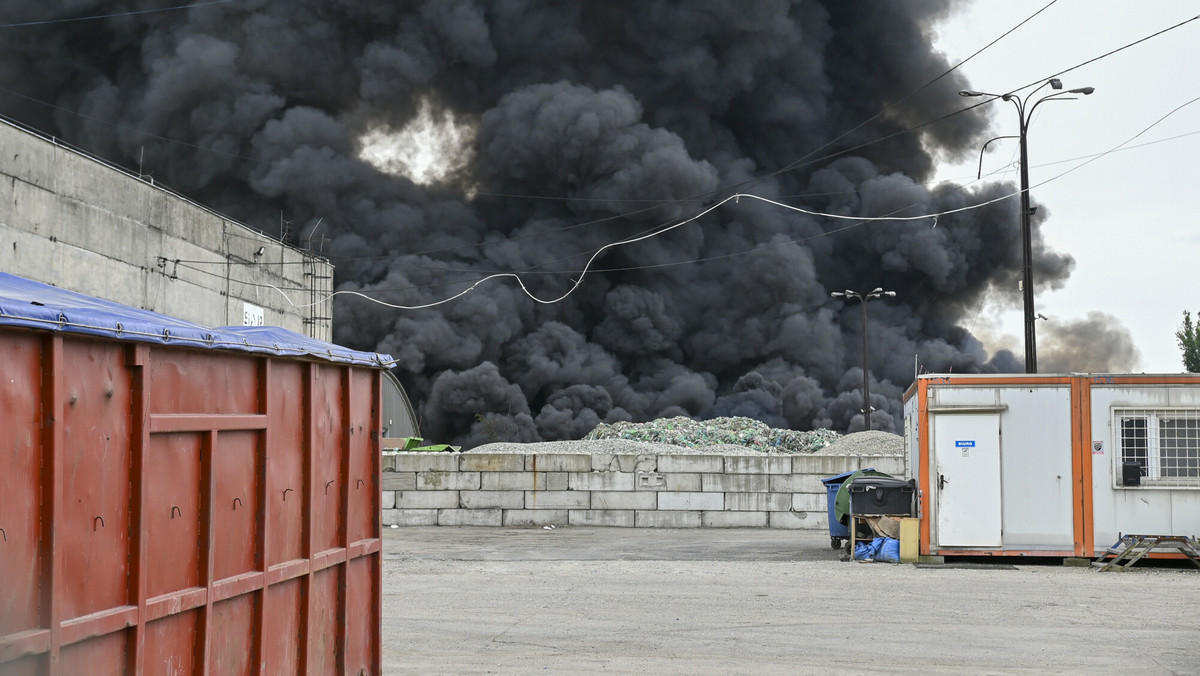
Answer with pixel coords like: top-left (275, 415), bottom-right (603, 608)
top-left (959, 78), bottom-right (1094, 373)
top-left (830, 287), bottom-right (895, 431)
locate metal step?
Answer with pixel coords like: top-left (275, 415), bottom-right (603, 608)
top-left (1092, 534), bottom-right (1200, 572)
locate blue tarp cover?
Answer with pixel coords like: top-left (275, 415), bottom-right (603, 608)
top-left (0, 272), bottom-right (394, 367)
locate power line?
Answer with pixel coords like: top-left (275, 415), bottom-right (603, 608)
top-left (192, 121), bottom-right (1200, 273)
top-left (0, 1), bottom-right (1058, 264)
top-left (1013, 11), bottom-right (1200, 94)
top-left (263, 188), bottom-right (1030, 311)
top-left (270, 92), bottom-right (1200, 311)
top-left (0, 0), bottom-right (236, 28)
top-left (3, 4), bottom-right (1194, 276)
top-left (1026, 94), bottom-right (1200, 191)
top-left (336, 8), bottom-right (1200, 265)
top-left (1032, 128), bottom-right (1200, 169)
top-left (740, 0), bottom-right (1062, 194)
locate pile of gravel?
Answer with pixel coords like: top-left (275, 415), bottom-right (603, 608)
top-left (811, 430), bottom-right (904, 456)
top-left (582, 416), bottom-right (841, 454)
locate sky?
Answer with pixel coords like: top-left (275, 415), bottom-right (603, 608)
top-left (931, 0), bottom-right (1200, 374)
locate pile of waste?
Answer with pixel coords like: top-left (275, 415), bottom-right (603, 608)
top-left (584, 416), bottom-right (840, 454)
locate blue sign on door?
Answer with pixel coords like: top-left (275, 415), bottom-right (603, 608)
top-left (955, 440), bottom-right (975, 448)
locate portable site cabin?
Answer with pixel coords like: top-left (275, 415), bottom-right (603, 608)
top-left (0, 272), bottom-right (393, 675)
top-left (903, 373), bottom-right (1200, 559)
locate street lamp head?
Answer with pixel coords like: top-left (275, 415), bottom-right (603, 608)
top-left (830, 292), bottom-right (844, 298)
top-left (1049, 78), bottom-right (1063, 90)
top-left (870, 287), bottom-right (883, 295)
top-left (958, 90), bottom-right (984, 97)
top-left (1071, 86), bottom-right (1095, 95)
top-left (884, 291), bottom-right (896, 297)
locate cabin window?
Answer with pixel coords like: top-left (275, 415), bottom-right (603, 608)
top-left (1115, 409), bottom-right (1200, 487)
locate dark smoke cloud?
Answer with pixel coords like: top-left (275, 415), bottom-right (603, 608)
top-left (0, 0), bottom-right (1137, 446)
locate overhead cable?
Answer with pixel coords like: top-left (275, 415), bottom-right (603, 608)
top-left (0, 0), bottom-right (236, 28)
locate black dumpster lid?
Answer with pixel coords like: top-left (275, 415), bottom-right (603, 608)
top-left (821, 468), bottom-right (876, 485)
top-left (848, 476), bottom-right (913, 489)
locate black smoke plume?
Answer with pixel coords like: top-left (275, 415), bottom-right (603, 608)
top-left (0, 1), bottom-right (1132, 446)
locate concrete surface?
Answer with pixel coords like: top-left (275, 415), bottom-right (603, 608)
top-left (382, 527), bottom-right (1200, 674)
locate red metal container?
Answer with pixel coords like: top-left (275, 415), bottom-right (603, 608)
top-left (0, 274), bottom-right (390, 675)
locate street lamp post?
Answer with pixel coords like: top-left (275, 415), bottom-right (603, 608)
top-left (959, 79), bottom-right (1093, 373)
top-left (831, 287), bottom-right (895, 431)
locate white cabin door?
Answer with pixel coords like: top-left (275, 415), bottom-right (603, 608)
top-left (934, 413), bottom-right (1002, 547)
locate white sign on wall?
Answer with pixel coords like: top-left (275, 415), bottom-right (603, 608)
top-left (243, 302), bottom-right (265, 326)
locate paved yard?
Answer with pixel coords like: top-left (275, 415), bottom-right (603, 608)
top-left (382, 527), bottom-right (1200, 674)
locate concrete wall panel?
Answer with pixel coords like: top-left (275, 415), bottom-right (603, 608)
top-left (0, 120), bottom-right (332, 339)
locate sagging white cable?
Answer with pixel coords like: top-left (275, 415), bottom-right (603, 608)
top-left (264, 188), bottom-right (1025, 310)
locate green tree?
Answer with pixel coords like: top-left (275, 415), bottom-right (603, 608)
top-left (1178, 311), bottom-right (1200, 373)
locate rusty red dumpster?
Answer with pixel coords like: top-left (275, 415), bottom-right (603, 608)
top-left (0, 272), bottom-right (392, 675)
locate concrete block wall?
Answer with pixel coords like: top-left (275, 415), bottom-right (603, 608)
top-left (382, 451), bottom-right (905, 529)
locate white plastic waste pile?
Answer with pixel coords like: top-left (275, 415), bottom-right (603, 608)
top-left (584, 416), bottom-right (841, 454)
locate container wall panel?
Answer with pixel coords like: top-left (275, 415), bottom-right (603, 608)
top-left (59, 340), bottom-right (133, 620)
top-left (0, 334), bottom-right (44, 637)
top-left (309, 568), bottom-right (341, 674)
top-left (264, 580), bottom-right (303, 675)
top-left (1, 325), bottom-right (382, 675)
top-left (58, 631), bottom-right (127, 675)
top-left (313, 365), bottom-right (346, 553)
top-left (1, 655), bottom-right (42, 676)
top-left (348, 370), bottom-right (379, 543)
top-left (1089, 384), bottom-right (1200, 548)
top-left (1170, 492), bottom-right (1200, 534)
top-left (145, 610), bottom-right (198, 675)
top-left (212, 430), bottom-right (260, 581)
top-left (997, 386), bottom-right (1074, 547)
top-left (148, 350), bottom-right (259, 415)
top-left (345, 555), bottom-right (379, 673)
top-left (267, 362), bottom-right (305, 565)
top-left (210, 596), bottom-right (256, 676)
top-left (145, 433), bottom-right (203, 598)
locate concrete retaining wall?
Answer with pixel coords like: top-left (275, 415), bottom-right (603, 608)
top-left (0, 119), bottom-right (333, 340)
top-left (382, 451), bottom-right (905, 529)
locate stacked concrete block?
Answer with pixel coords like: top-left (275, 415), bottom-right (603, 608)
top-left (380, 450), bottom-right (905, 529)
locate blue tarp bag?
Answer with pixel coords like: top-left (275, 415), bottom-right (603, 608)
top-left (876, 537), bottom-right (901, 563)
top-left (853, 539), bottom-right (881, 561)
